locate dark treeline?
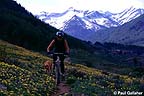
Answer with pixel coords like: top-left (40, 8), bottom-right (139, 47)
top-left (93, 42), bottom-right (144, 54)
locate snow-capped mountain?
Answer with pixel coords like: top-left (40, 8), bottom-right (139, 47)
top-left (36, 7), bottom-right (144, 42)
top-left (112, 7), bottom-right (144, 24)
top-left (37, 6), bottom-right (144, 28)
top-left (93, 14), bottom-right (144, 46)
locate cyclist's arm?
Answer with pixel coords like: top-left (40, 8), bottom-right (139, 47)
top-left (47, 39), bottom-right (55, 52)
top-left (64, 39), bottom-right (70, 54)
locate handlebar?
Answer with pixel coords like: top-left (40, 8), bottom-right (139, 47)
top-left (53, 53), bottom-right (65, 55)
top-left (47, 52), bottom-right (69, 56)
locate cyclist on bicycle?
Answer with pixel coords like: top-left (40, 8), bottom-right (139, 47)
top-left (47, 31), bottom-right (70, 76)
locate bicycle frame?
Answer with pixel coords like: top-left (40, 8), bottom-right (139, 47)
top-left (53, 53), bottom-right (64, 85)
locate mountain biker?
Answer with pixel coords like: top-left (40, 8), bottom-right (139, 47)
top-left (47, 31), bottom-right (70, 77)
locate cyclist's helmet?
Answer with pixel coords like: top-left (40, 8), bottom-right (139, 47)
top-left (56, 31), bottom-right (64, 38)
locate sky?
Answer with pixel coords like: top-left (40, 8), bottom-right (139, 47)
top-left (14, 0), bottom-right (144, 14)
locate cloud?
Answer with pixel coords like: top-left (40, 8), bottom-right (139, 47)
top-left (15, 0), bottom-right (144, 14)
top-left (68, 0), bottom-right (144, 12)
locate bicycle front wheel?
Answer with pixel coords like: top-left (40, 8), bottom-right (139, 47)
top-left (55, 65), bottom-right (60, 85)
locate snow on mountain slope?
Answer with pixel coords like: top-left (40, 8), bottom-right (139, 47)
top-left (63, 15), bottom-right (95, 41)
top-left (92, 14), bottom-right (144, 46)
top-left (37, 7), bottom-right (85, 29)
top-left (37, 6), bottom-right (144, 30)
top-left (36, 7), bottom-right (144, 44)
top-left (112, 7), bottom-right (144, 24)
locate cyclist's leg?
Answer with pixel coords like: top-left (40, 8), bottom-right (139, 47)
top-left (53, 54), bottom-right (57, 72)
top-left (59, 55), bottom-right (65, 74)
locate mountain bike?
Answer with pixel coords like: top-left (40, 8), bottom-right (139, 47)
top-left (49, 52), bottom-right (68, 85)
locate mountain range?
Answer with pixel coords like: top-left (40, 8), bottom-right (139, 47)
top-left (36, 7), bottom-right (144, 46)
top-left (92, 14), bottom-right (144, 46)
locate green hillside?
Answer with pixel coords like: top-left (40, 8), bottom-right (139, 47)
top-left (0, 40), bottom-right (55, 95)
top-left (0, 40), bottom-right (144, 96)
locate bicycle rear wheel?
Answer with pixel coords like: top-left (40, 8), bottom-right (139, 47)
top-left (55, 64), bottom-right (60, 85)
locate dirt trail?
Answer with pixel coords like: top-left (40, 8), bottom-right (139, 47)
top-left (51, 82), bottom-right (71, 96)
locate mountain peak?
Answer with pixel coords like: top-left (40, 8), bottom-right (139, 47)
top-left (70, 15), bottom-right (82, 21)
top-left (67, 7), bottom-right (84, 13)
top-left (68, 7), bottom-right (75, 10)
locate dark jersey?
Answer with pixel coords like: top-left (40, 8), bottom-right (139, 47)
top-left (54, 37), bottom-right (66, 53)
